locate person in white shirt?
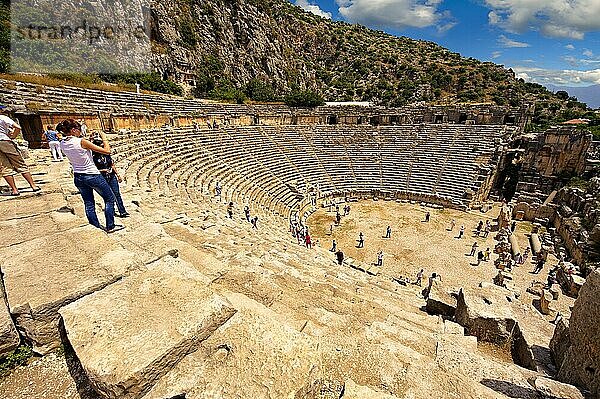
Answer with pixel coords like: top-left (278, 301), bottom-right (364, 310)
top-left (0, 105), bottom-right (40, 195)
top-left (57, 118), bottom-right (123, 233)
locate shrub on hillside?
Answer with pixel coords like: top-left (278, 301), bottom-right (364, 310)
top-left (284, 88), bottom-right (325, 107)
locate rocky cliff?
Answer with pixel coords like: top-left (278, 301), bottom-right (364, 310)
top-left (150, 0), bottom-right (525, 105)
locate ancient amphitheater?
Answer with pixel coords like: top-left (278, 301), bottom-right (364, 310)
top-left (0, 79), bottom-right (598, 399)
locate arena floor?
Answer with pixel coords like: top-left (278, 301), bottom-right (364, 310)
top-left (307, 200), bottom-right (575, 320)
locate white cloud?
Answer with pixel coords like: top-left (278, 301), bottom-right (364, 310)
top-left (565, 44), bottom-right (575, 50)
top-left (335, 0), bottom-right (454, 30)
top-left (498, 35), bottom-right (530, 48)
top-left (513, 66), bottom-right (600, 86)
top-left (562, 55), bottom-right (579, 67)
top-left (295, 0), bottom-right (332, 19)
top-left (491, 51), bottom-right (502, 59)
top-left (488, 11), bottom-right (500, 25)
top-left (484, 0), bottom-right (600, 39)
top-left (583, 49), bottom-right (594, 57)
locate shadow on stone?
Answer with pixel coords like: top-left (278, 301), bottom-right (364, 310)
top-left (58, 317), bottom-right (101, 399)
top-left (480, 379), bottom-right (538, 399)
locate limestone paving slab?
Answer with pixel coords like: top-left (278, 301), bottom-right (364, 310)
top-left (0, 211), bottom-right (85, 248)
top-left (0, 193), bottom-right (67, 221)
top-left (142, 292), bottom-right (321, 399)
top-left (0, 225), bottom-right (140, 354)
top-left (60, 257), bottom-right (237, 399)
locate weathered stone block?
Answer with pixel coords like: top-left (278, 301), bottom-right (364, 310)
top-left (342, 378), bottom-right (399, 398)
top-left (1, 226), bottom-right (140, 354)
top-left (143, 293), bottom-right (320, 399)
top-left (425, 284), bottom-right (456, 318)
top-left (455, 285), bottom-right (516, 345)
top-left (556, 269), bottom-right (600, 397)
top-left (60, 257), bottom-right (236, 399)
top-left (531, 376), bottom-right (584, 399)
top-left (550, 318), bottom-right (570, 369)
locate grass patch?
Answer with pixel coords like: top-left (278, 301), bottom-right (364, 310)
top-left (0, 73), bottom-right (152, 95)
top-left (0, 344), bottom-right (34, 379)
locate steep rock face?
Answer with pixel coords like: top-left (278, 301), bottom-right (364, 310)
top-left (555, 269), bottom-right (600, 396)
top-left (150, 0), bottom-right (521, 105)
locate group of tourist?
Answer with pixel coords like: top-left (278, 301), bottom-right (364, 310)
top-left (0, 109), bottom-right (129, 232)
top-left (55, 119), bottom-right (129, 232)
top-left (228, 202), bottom-right (259, 228)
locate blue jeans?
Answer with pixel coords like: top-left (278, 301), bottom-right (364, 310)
top-left (103, 172), bottom-right (127, 215)
top-left (74, 173), bottom-right (115, 230)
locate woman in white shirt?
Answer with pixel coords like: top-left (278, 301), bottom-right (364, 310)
top-left (57, 119), bottom-right (122, 233)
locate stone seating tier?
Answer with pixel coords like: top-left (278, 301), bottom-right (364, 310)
top-left (109, 124), bottom-right (504, 220)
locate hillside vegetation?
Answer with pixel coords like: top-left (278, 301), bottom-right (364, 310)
top-left (0, 0), bottom-right (594, 115)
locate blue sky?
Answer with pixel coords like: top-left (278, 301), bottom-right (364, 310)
top-left (292, 0), bottom-right (600, 88)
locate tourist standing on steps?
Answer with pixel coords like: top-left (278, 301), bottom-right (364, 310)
top-left (57, 119), bottom-right (122, 233)
top-left (415, 269), bottom-right (424, 286)
top-left (227, 202), bottom-right (234, 218)
top-left (244, 205), bottom-right (250, 222)
top-left (330, 239), bottom-right (336, 252)
top-left (336, 249), bottom-right (344, 265)
top-left (423, 273), bottom-right (441, 299)
top-left (91, 135), bottom-right (129, 218)
top-left (42, 125), bottom-right (64, 161)
top-left (215, 181), bottom-right (222, 199)
top-left (251, 215), bottom-right (258, 229)
top-left (305, 232), bottom-right (312, 249)
top-left (0, 105), bottom-right (40, 196)
top-left (376, 250), bottom-right (384, 266)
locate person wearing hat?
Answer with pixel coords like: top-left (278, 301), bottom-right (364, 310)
top-left (0, 105), bottom-right (40, 195)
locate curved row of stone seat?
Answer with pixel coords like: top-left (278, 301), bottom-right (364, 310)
top-left (112, 129), bottom-right (296, 217)
top-left (110, 124), bottom-right (503, 221)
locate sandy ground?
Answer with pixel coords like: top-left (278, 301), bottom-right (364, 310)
top-left (307, 200), bottom-right (575, 320)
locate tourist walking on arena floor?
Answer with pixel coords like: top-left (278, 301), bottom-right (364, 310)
top-left (424, 211), bottom-right (430, 222)
top-left (42, 125), bottom-right (64, 161)
top-left (470, 241), bottom-right (478, 256)
top-left (57, 119), bottom-right (121, 232)
top-left (457, 225), bottom-right (465, 239)
top-left (385, 225), bottom-right (392, 239)
top-left (475, 220), bottom-right (484, 236)
top-left (448, 219), bottom-right (456, 231)
top-left (532, 258), bottom-right (545, 274)
top-left (476, 250), bottom-right (484, 266)
top-left (91, 135), bottom-right (129, 218)
top-left (357, 232), bottom-right (364, 248)
top-left (483, 223), bottom-right (491, 238)
top-left (484, 247), bottom-right (491, 261)
top-left (0, 105), bottom-right (40, 195)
